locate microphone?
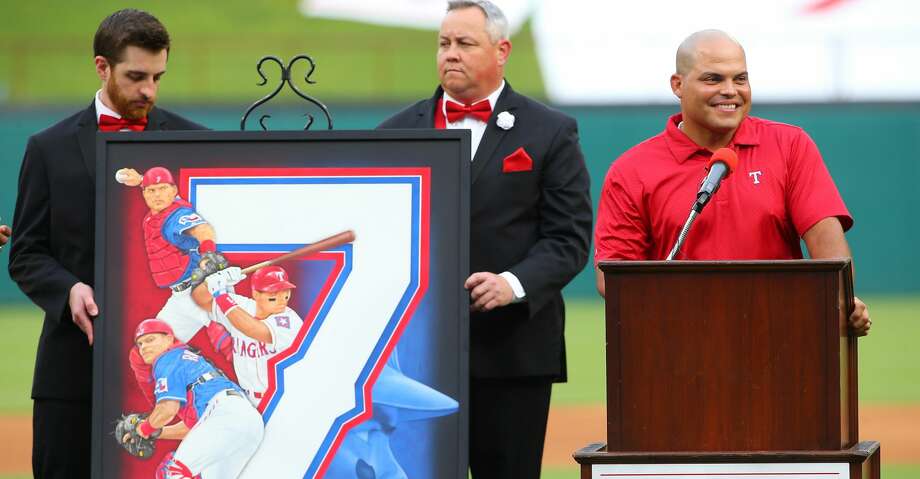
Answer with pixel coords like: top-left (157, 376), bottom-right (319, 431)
top-left (694, 148), bottom-right (738, 213)
top-left (666, 148), bottom-right (739, 260)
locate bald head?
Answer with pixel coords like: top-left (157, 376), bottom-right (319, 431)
top-left (676, 30), bottom-right (744, 75)
top-left (669, 29), bottom-right (751, 150)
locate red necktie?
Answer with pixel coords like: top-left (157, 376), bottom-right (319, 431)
top-left (98, 114), bottom-right (148, 132)
top-left (445, 100), bottom-right (492, 123)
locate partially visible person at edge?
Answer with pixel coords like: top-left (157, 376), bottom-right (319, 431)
top-left (379, 1), bottom-right (593, 478)
top-left (7, 9), bottom-right (205, 478)
top-left (593, 29), bottom-right (870, 336)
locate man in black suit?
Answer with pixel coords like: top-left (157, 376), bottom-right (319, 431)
top-left (379, 1), bottom-right (592, 477)
top-left (8, 9), bottom-right (204, 478)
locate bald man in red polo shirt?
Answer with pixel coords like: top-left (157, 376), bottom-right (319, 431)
top-left (594, 29), bottom-right (871, 336)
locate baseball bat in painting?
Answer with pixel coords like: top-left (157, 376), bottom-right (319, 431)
top-left (240, 230), bottom-right (356, 274)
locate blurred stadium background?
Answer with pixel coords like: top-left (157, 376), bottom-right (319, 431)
top-left (0, 1), bottom-right (917, 478)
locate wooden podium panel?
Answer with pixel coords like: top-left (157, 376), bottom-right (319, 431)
top-left (601, 260), bottom-right (858, 452)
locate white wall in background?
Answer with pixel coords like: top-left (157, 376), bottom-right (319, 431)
top-left (301, 0), bottom-right (920, 104)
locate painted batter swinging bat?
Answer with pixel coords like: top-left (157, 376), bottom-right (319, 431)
top-left (240, 230), bottom-right (356, 274)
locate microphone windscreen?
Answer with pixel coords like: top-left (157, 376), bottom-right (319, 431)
top-left (708, 148), bottom-right (739, 177)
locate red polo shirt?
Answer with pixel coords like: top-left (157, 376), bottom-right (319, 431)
top-left (595, 114), bottom-right (853, 261)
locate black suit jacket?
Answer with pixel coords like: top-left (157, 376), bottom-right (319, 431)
top-left (8, 103), bottom-right (205, 401)
top-left (380, 83), bottom-right (592, 381)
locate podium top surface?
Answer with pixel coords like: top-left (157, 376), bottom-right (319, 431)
top-left (598, 259), bottom-right (852, 274)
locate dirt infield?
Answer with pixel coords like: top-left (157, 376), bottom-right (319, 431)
top-left (1, 415), bottom-right (30, 474)
top-left (0, 405), bottom-right (917, 473)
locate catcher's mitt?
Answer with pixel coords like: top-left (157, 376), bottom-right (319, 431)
top-left (114, 412), bottom-right (159, 459)
top-left (189, 251), bottom-right (229, 289)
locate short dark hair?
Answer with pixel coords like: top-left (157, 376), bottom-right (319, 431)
top-left (93, 9), bottom-right (170, 65)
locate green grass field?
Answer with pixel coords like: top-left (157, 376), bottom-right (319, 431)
top-left (0, 1), bottom-right (545, 105)
top-left (0, 304), bottom-right (41, 412)
top-left (1, 295), bottom-right (917, 477)
top-left (552, 294), bottom-right (920, 406)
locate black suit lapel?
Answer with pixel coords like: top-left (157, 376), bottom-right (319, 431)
top-left (471, 84), bottom-right (523, 184)
top-left (146, 106), bottom-right (167, 131)
top-left (76, 103), bottom-right (97, 185)
top-left (414, 87), bottom-right (442, 128)
top-left (79, 105), bottom-right (169, 183)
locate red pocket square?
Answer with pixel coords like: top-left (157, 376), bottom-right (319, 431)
top-left (502, 147), bottom-right (533, 173)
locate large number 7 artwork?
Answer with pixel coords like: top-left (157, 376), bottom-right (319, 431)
top-left (93, 131), bottom-right (470, 479)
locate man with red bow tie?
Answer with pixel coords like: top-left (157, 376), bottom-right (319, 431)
top-left (8, 9), bottom-right (203, 478)
top-left (379, 1), bottom-right (592, 477)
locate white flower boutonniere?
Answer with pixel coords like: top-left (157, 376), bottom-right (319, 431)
top-left (496, 111), bottom-right (515, 130)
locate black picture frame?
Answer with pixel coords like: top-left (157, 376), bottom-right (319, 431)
top-left (92, 130), bottom-right (470, 479)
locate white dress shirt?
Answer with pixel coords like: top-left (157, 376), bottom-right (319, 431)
top-left (442, 80), bottom-right (505, 161)
top-left (95, 89), bottom-right (122, 124)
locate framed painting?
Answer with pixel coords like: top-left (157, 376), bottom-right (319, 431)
top-left (92, 130), bottom-right (470, 479)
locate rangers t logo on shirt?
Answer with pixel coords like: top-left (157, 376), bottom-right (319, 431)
top-left (155, 378), bottom-right (168, 394)
top-left (275, 316), bottom-right (290, 329)
top-left (177, 213), bottom-right (202, 225)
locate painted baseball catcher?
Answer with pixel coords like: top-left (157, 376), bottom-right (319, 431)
top-left (115, 166), bottom-right (227, 342)
top-left (117, 166), bottom-right (237, 409)
top-left (120, 318), bottom-right (264, 478)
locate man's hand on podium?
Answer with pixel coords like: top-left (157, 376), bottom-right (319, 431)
top-left (849, 296), bottom-right (871, 337)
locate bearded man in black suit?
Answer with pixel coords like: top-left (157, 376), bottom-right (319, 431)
top-left (379, 1), bottom-right (592, 477)
top-left (8, 9), bottom-right (204, 478)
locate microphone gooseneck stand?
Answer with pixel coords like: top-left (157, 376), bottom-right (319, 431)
top-left (666, 148), bottom-right (736, 261)
top-left (666, 208), bottom-right (699, 260)
top-left (666, 189), bottom-right (710, 260)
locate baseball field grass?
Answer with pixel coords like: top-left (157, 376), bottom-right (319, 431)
top-left (553, 294), bottom-right (920, 406)
top-left (0, 295), bottom-right (917, 477)
top-left (0, 1), bottom-right (545, 105)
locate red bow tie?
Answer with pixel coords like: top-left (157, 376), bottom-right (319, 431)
top-left (98, 114), bottom-right (148, 132)
top-left (445, 100), bottom-right (492, 123)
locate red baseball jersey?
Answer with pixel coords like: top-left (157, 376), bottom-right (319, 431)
top-left (595, 114), bottom-right (852, 261)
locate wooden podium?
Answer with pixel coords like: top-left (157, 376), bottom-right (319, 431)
top-left (574, 260), bottom-right (880, 478)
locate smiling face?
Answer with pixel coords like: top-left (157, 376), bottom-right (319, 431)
top-left (253, 289), bottom-right (292, 317)
top-left (136, 332), bottom-right (174, 364)
top-left (437, 6), bottom-right (510, 104)
top-left (671, 35), bottom-right (751, 147)
top-left (96, 45), bottom-right (168, 120)
top-left (142, 182), bottom-right (177, 214)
